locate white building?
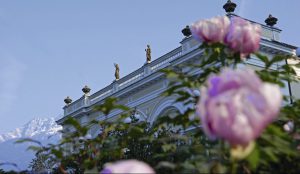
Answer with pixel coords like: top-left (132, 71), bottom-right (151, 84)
top-left (57, 1), bottom-right (299, 137)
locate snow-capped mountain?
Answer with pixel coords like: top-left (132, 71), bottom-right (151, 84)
top-left (0, 117), bottom-right (61, 143)
top-left (0, 117), bottom-right (62, 171)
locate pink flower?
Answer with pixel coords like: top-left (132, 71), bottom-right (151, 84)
top-left (196, 68), bottom-right (281, 146)
top-left (100, 160), bottom-right (155, 174)
top-left (225, 17), bottom-right (261, 56)
top-left (191, 16), bottom-right (230, 43)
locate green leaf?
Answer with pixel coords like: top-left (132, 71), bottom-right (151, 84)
top-left (255, 53), bottom-right (269, 65)
top-left (64, 117), bottom-right (82, 130)
top-left (50, 149), bottom-right (63, 159)
top-left (114, 105), bottom-right (130, 111)
top-left (63, 117), bottom-right (88, 135)
top-left (246, 146), bottom-right (260, 170)
top-left (266, 55), bottom-right (286, 68)
top-left (264, 147), bottom-right (278, 162)
top-left (156, 161), bottom-right (176, 170)
top-left (93, 97), bottom-right (129, 115)
top-left (14, 138), bottom-right (42, 146)
top-left (27, 145), bottom-right (43, 152)
top-left (162, 144), bottom-right (176, 152)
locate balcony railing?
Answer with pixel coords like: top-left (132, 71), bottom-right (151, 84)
top-left (63, 46), bottom-right (182, 116)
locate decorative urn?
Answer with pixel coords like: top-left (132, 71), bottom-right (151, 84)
top-left (82, 85), bottom-right (91, 94)
top-left (64, 96), bottom-right (72, 105)
top-left (223, 0), bottom-right (237, 13)
top-left (181, 25), bottom-right (191, 37)
top-left (265, 14), bottom-right (278, 27)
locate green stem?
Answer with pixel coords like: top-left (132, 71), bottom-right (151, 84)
top-left (231, 160), bottom-right (238, 174)
top-left (220, 55), bottom-right (226, 67)
top-left (219, 140), bottom-right (225, 161)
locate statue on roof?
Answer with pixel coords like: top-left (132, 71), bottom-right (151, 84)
top-left (145, 45), bottom-right (151, 63)
top-left (114, 63), bottom-right (120, 80)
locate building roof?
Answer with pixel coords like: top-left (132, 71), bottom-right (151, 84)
top-left (226, 13), bottom-right (282, 32)
top-left (271, 40), bottom-right (298, 49)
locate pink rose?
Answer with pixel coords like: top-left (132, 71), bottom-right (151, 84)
top-left (225, 17), bottom-right (261, 56)
top-left (196, 68), bottom-right (281, 146)
top-left (191, 16), bottom-right (230, 43)
top-left (100, 160), bottom-right (155, 174)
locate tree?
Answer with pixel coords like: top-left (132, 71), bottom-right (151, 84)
top-left (29, 152), bottom-right (53, 173)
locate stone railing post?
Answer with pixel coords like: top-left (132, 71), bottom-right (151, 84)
top-left (143, 63), bottom-right (152, 76)
top-left (112, 81), bottom-right (119, 93)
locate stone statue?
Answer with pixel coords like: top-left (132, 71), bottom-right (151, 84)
top-left (145, 45), bottom-right (151, 63)
top-left (114, 63), bottom-right (120, 80)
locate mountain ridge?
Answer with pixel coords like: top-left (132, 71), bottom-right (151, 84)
top-left (0, 117), bottom-right (62, 171)
top-left (0, 117), bottom-right (62, 143)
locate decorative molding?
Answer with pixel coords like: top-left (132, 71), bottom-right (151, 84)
top-left (58, 29), bottom-right (297, 126)
top-left (149, 96), bottom-right (185, 124)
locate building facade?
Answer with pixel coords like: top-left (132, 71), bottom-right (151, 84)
top-left (57, 6), bottom-right (299, 137)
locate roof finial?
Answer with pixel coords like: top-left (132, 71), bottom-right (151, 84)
top-left (223, 0), bottom-right (237, 13)
top-left (265, 14), bottom-right (278, 27)
top-left (181, 25), bottom-right (191, 37)
top-left (64, 96), bottom-right (72, 105)
top-left (82, 85), bottom-right (91, 95)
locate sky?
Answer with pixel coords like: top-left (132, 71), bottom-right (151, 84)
top-left (0, 0), bottom-right (299, 133)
